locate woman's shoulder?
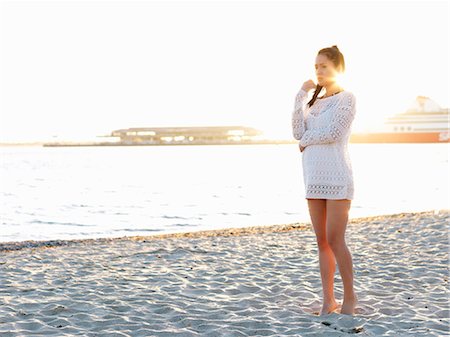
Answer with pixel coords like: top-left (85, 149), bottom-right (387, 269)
top-left (340, 90), bottom-right (356, 105)
top-left (341, 90), bottom-right (355, 98)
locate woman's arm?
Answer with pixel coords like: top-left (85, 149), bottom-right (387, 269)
top-left (292, 89), bottom-right (308, 140)
top-left (299, 93), bottom-right (356, 147)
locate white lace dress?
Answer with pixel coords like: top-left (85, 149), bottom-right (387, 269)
top-left (291, 89), bottom-right (356, 200)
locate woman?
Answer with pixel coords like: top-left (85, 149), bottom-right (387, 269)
top-left (291, 45), bottom-right (358, 315)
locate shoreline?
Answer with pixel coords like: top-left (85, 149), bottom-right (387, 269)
top-left (1, 209), bottom-right (447, 253)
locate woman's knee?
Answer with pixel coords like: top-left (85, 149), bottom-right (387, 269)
top-left (327, 236), bottom-right (346, 251)
top-left (316, 238), bottom-right (331, 251)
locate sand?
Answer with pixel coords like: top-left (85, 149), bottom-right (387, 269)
top-left (0, 210), bottom-right (449, 336)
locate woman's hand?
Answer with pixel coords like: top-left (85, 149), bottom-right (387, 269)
top-left (301, 80), bottom-right (316, 93)
top-left (299, 145), bottom-right (306, 152)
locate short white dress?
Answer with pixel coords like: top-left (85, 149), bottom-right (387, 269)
top-left (291, 89), bottom-right (356, 200)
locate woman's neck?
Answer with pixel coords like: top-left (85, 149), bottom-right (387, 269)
top-left (323, 83), bottom-right (343, 97)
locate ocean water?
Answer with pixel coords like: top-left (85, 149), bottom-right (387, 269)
top-left (0, 143), bottom-right (448, 242)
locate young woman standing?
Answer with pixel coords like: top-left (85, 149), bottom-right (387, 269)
top-left (292, 45), bottom-right (358, 315)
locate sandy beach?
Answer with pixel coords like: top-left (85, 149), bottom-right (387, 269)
top-left (0, 210), bottom-right (449, 336)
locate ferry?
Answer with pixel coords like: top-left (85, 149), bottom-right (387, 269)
top-left (350, 96), bottom-right (449, 143)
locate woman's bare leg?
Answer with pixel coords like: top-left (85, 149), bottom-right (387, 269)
top-left (307, 198), bottom-right (339, 315)
top-left (326, 199), bottom-right (357, 315)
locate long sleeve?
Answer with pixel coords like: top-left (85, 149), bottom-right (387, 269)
top-left (299, 93), bottom-right (356, 147)
top-left (291, 89), bottom-right (308, 140)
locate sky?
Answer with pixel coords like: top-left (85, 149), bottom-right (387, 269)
top-left (0, 0), bottom-right (449, 142)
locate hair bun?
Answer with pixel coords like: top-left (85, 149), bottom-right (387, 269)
top-left (332, 45), bottom-right (339, 50)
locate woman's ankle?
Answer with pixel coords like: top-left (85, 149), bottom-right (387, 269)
top-left (323, 297), bottom-right (337, 304)
top-left (343, 292), bottom-right (357, 301)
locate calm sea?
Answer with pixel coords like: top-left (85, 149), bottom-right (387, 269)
top-left (0, 143), bottom-right (448, 242)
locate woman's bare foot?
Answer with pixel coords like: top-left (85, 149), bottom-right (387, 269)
top-left (340, 295), bottom-right (358, 315)
top-left (320, 300), bottom-right (339, 315)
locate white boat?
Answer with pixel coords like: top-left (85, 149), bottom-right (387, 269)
top-left (351, 96), bottom-right (449, 143)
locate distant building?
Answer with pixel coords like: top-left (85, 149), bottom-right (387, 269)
top-left (110, 126), bottom-right (265, 145)
top-left (43, 125), bottom-right (295, 147)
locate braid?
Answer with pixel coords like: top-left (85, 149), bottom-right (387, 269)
top-left (307, 85), bottom-right (323, 108)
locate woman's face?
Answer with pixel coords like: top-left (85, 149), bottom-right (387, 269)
top-left (315, 54), bottom-right (339, 87)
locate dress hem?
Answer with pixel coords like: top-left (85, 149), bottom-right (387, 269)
top-left (305, 197), bottom-right (353, 201)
